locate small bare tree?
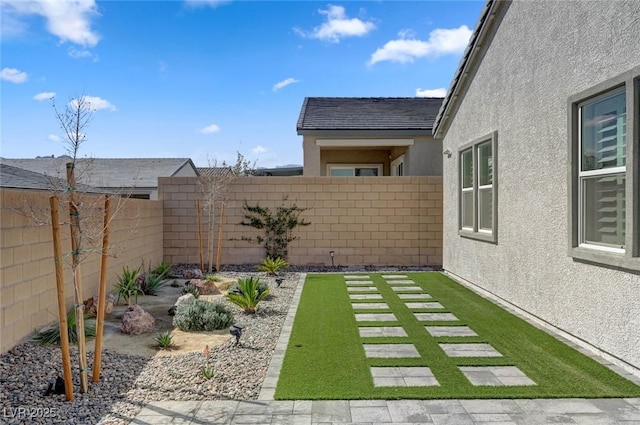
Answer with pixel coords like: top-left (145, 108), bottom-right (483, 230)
top-left (199, 152), bottom-right (255, 273)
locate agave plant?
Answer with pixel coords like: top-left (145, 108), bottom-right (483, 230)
top-left (255, 257), bottom-right (289, 276)
top-left (226, 276), bottom-right (270, 314)
top-left (32, 310), bottom-right (96, 346)
top-left (114, 264), bottom-right (142, 305)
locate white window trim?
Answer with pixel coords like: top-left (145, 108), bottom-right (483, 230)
top-left (391, 154), bottom-right (405, 176)
top-left (458, 131), bottom-right (498, 244)
top-left (327, 163), bottom-right (383, 176)
top-left (567, 66), bottom-right (639, 272)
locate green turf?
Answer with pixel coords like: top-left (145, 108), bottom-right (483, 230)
top-left (274, 272), bottom-right (640, 399)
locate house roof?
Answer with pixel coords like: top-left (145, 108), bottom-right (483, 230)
top-left (0, 157), bottom-right (199, 189)
top-left (297, 97), bottom-right (444, 134)
top-left (0, 163), bottom-right (104, 192)
top-left (198, 167), bottom-right (234, 178)
top-left (433, 0), bottom-right (504, 138)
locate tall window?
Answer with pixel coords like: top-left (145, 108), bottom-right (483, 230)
top-left (568, 68), bottom-right (639, 272)
top-left (578, 89), bottom-right (626, 251)
top-left (458, 131), bottom-right (498, 243)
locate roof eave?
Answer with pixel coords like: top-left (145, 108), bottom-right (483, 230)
top-left (298, 128), bottom-right (433, 137)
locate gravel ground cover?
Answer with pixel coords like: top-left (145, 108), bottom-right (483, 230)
top-left (0, 271), bottom-right (299, 425)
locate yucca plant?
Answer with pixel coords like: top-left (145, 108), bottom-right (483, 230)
top-left (152, 260), bottom-right (171, 277)
top-left (155, 331), bottom-right (174, 350)
top-left (138, 262), bottom-right (169, 296)
top-left (114, 264), bottom-right (142, 304)
top-left (226, 276), bottom-right (270, 314)
top-left (32, 310), bottom-right (96, 346)
top-left (255, 257), bottom-right (289, 276)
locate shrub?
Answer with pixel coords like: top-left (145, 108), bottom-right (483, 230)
top-left (173, 300), bottom-right (234, 331)
top-left (226, 276), bottom-right (270, 314)
top-left (152, 260), bottom-right (171, 276)
top-left (255, 257), bottom-right (289, 276)
top-left (182, 285), bottom-right (201, 299)
top-left (204, 274), bottom-right (222, 282)
top-left (32, 310), bottom-right (96, 346)
top-left (138, 262), bottom-right (169, 296)
top-left (155, 331), bottom-right (174, 349)
top-left (114, 265), bottom-right (142, 304)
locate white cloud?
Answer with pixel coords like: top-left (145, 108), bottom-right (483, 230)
top-left (70, 95), bottom-right (117, 112)
top-left (33, 91), bottom-right (56, 101)
top-left (2, 0), bottom-right (100, 47)
top-left (416, 87), bottom-right (447, 97)
top-left (252, 145), bottom-right (266, 154)
top-left (272, 77), bottom-right (300, 92)
top-left (184, 0), bottom-right (232, 9)
top-left (0, 67), bottom-right (28, 83)
top-left (199, 124), bottom-right (221, 134)
top-left (296, 4), bottom-right (375, 43)
top-left (48, 134), bottom-right (62, 142)
top-left (68, 47), bottom-right (98, 61)
top-left (368, 25), bottom-right (472, 66)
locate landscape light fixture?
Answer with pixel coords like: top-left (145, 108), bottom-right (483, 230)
top-left (329, 250), bottom-right (335, 267)
top-left (229, 324), bottom-right (244, 346)
top-left (275, 277), bottom-right (284, 287)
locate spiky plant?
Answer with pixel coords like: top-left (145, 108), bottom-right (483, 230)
top-left (32, 310), bottom-right (96, 346)
top-left (255, 257), bottom-right (289, 276)
top-left (226, 276), bottom-right (270, 314)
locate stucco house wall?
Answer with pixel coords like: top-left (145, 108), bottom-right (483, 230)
top-left (439, 1), bottom-right (640, 370)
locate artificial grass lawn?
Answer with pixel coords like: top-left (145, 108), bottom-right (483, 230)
top-left (274, 272), bottom-right (640, 400)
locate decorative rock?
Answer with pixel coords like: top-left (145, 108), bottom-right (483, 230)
top-left (188, 279), bottom-right (221, 295)
top-left (121, 305), bottom-right (156, 335)
top-left (183, 268), bottom-right (203, 279)
top-left (83, 294), bottom-right (116, 316)
top-left (169, 293), bottom-right (196, 315)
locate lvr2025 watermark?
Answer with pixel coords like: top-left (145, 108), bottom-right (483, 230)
top-left (2, 407), bottom-right (58, 419)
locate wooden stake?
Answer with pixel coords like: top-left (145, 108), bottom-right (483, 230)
top-left (215, 202), bottom-right (225, 273)
top-left (49, 196), bottom-right (74, 401)
top-left (66, 162), bottom-right (88, 393)
top-left (196, 199), bottom-right (204, 272)
top-left (92, 195), bottom-right (111, 382)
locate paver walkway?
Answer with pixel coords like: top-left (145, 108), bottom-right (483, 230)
top-left (130, 273), bottom-right (640, 424)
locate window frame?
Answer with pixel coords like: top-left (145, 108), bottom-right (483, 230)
top-left (327, 164), bottom-right (383, 177)
top-left (568, 66), bottom-right (640, 272)
top-left (391, 154), bottom-right (405, 176)
top-left (458, 131), bottom-right (498, 243)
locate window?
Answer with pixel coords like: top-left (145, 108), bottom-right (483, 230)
top-left (391, 155), bottom-right (405, 176)
top-left (458, 131), bottom-right (498, 243)
top-left (328, 164), bottom-right (382, 176)
top-left (569, 67), bottom-right (639, 272)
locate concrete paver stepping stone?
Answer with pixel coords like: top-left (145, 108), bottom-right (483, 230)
top-left (460, 366), bottom-right (536, 386)
top-left (414, 312), bottom-right (459, 321)
top-left (351, 303), bottom-right (389, 310)
top-left (381, 275), bottom-right (409, 279)
top-left (346, 280), bottom-right (375, 285)
top-left (347, 286), bottom-right (378, 292)
top-left (343, 275), bottom-right (370, 279)
top-left (371, 367), bottom-right (439, 387)
top-left (355, 313), bottom-right (397, 322)
top-left (426, 326), bottom-right (478, 337)
top-left (385, 280), bottom-right (416, 285)
top-left (439, 343), bottom-right (503, 357)
top-left (397, 293), bottom-right (432, 299)
top-left (390, 286), bottom-right (423, 292)
top-left (349, 294), bottom-right (383, 300)
top-left (363, 344), bottom-right (420, 358)
top-left (406, 301), bottom-right (444, 309)
top-left (358, 326), bottom-right (408, 337)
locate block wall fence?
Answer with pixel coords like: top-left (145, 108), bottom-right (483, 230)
top-left (0, 189), bottom-right (163, 353)
top-left (160, 176), bottom-right (443, 268)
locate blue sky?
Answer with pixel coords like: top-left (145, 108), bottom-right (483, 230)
top-left (1, 0), bottom-right (484, 168)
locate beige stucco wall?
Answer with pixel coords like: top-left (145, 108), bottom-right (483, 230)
top-left (160, 176), bottom-right (442, 267)
top-left (302, 135), bottom-right (441, 176)
top-left (0, 188), bottom-right (163, 353)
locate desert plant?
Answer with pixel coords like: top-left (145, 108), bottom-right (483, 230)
top-left (201, 345), bottom-right (214, 379)
top-left (138, 262), bottom-right (169, 296)
top-left (255, 257), bottom-right (289, 275)
top-left (152, 260), bottom-right (171, 276)
top-left (173, 300), bottom-right (234, 331)
top-left (33, 310), bottom-right (96, 346)
top-left (114, 264), bottom-right (142, 304)
top-left (239, 200), bottom-right (310, 260)
top-left (226, 276), bottom-right (270, 314)
top-left (155, 331), bottom-right (174, 350)
top-left (204, 274), bottom-right (223, 282)
top-left (182, 285), bottom-right (201, 299)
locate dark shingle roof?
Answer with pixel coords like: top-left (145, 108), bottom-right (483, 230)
top-left (0, 157), bottom-right (198, 189)
top-left (0, 163), bottom-right (104, 192)
top-left (296, 97), bottom-right (444, 133)
top-left (198, 167), bottom-right (234, 178)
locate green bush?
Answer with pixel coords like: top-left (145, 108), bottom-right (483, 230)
top-left (255, 257), bottom-right (289, 275)
top-left (114, 264), bottom-right (142, 304)
top-left (173, 300), bottom-right (234, 331)
top-left (226, 276), bottom-right (270, 314)
top-left (32, 310), bottom-right (96, 346)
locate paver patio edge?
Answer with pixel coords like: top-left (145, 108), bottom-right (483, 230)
top-left (258, 272), bottom-right (307, 400)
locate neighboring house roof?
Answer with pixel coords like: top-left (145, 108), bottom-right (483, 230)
top-left (297, 97), bottom-right (444, 135)
top-left (256, 165), bottom-right (304, 176)
top-left (0, 157), bottom-right (199, 190)
top-left (0, 163), bottom-right (104, 192)
top-left (433, 0), bottom-right (504, 138)
top-left (198, 167), bottom-right (234, 177)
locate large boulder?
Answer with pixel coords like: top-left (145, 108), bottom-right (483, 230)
top-left (188, 279), bottom-right (221, 295)
top-left (84, 294), bottom-right (115, 316)
top-left (121, 305), bottom-right (155, 335)
top-left (168, 293), bottom-right (195, 316)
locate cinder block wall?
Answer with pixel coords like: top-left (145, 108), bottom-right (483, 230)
top-left (160, 176), bottom-right (443, 267)
top-left (0, 189), bottom-right (163, 353)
